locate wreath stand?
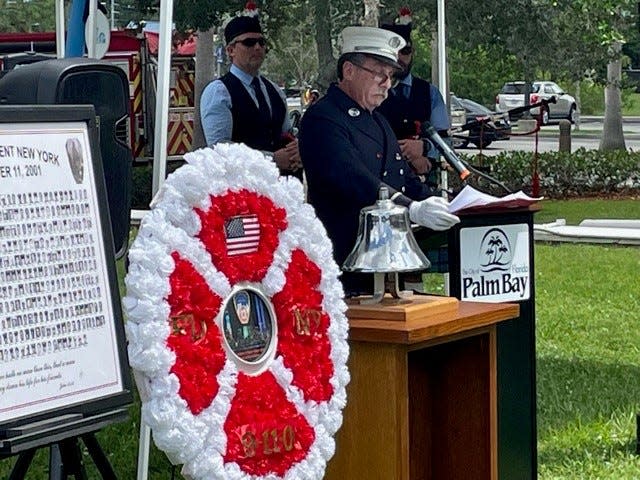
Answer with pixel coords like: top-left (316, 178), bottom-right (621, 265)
top-left (2, 409), bottom-right (129, 479)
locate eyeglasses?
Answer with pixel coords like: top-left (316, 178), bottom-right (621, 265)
top-left (399, 46), bottom-right (413, 56)
top-left (350, 61), bottom-right (399, 88)
top-left (234, 37), bottom-right (267, 48)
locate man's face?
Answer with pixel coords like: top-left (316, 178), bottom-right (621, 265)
top-left (227, 33), bottom-right (266, 75)
top-left (344, 57), bottom-right (397, 111)
top-left (237, 304), bottom-right (250, 323)
top-left (396, 44), bottom-right (413, 79)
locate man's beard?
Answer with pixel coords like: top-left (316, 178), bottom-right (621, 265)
top-left (395, 59), bottom-right (413, 81)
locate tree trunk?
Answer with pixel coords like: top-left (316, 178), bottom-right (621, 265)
top-left (600, 42), bottom-right (626, 151)
top-left (362, 0), bottom-right (380, 26)
top-left (314, 0), bottom-right (334, 92)
top-left (192, 27), bottom-right (216, 149)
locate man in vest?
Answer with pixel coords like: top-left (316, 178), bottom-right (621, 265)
top-left (200, 10), bottom-right (301, 179)
top-left (377, 8), bottom-right (450, 187)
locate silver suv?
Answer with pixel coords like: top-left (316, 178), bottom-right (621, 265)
top-left (495, 81), bottom-right (577, 124)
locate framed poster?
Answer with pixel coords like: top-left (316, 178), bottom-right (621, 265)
top-left (0, 106), bottom-right (132, 435)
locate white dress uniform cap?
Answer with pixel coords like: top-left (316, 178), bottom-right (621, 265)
top-left (340, 26), bottom-right (406, 68)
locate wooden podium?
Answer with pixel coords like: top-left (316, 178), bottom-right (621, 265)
top-left (325, 295), bottom-right (519, 480)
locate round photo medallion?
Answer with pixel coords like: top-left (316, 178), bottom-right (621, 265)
top-left (220, 285), bottom-right (276, 371)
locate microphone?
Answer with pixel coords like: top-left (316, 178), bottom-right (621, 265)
top-left (421, 121), bottom-right (471, 180)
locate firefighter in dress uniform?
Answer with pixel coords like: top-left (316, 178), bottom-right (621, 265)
top-left (299, 26), bottom-right (460, 296)
top-left (200, 4), bottom-right (301, 179)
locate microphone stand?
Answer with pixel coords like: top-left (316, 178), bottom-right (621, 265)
top-left (422, 122), bottom-right (512, 195)
top-left (462, 159), bottom-right (512, 195)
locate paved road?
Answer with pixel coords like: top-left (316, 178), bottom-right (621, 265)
top-left (460, 116), bottom-right (640, 156)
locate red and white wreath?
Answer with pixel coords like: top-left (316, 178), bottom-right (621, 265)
top-left (124, 144), bottom-right (350, 480)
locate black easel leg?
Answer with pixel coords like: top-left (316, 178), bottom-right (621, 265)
top-left (636, 413), bottom-right (640, 455)
top-left (8, 449), bottom-right (36, 480)
top-left (82, 433), bottom-right (117, 479)
top-left (6, 434), bottom-right (119, 480)
top-left (49, 443), bottom-right (64, 480)
top-left (60, 438), bottom-right (88, 480)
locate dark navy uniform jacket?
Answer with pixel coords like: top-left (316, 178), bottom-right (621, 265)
top-left (299, 84), bottom-right (435, 294)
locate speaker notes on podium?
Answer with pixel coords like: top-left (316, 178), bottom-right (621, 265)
top-left (448, 185), bottom-right (543, 214)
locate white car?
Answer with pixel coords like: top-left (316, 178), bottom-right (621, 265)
top-left (495, 81), bottom-right (577, 125)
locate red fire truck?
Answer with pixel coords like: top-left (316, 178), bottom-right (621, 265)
top-left (0, 29), bottom-right (195, 163)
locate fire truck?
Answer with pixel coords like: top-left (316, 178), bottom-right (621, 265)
top-left (0, 29), bottom-right (196, 163)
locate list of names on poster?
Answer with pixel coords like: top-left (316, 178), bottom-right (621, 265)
top-left (0, 189), bottom-right (103, 364)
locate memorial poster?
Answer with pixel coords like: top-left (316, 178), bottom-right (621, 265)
top-left (0, 121), bottom-right (124, 423)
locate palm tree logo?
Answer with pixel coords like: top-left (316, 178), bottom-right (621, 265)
top-left (479, 228), bottom-right (512, 272)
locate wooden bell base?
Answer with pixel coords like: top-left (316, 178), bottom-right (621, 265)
top-left (346, 294), bottom-right (459, 322)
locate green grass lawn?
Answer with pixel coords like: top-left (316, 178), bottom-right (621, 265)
top-left (1, 199), bottom-right (639, 478)
top-left (536, 243), bottom-right (640, 479)
top-left (623, 92), bottom-right (640, 117)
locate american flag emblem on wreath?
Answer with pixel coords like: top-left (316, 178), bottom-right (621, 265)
top-left (224, 215), bottom-right (261, 256)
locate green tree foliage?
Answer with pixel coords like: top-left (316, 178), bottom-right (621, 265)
top-left (0, 0), bottom-right (57, 32)
top-left (262, 3), bottom-right (318, 87)
top-left (542, 0), bottom-right (636, 149)
top-left (442, 0), bottom-right (552, 81)
top-left (447, 45), bottom-right (520, 107)
top-left (134, 0), bottom-right (235, 31)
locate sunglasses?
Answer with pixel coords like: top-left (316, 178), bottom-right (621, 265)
top-left (234, 37), bottom-right (267, 48)
top-left (399, 46), bottom-right (413, 55)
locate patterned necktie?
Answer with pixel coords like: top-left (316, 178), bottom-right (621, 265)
top-left (251, 76), bottom-right (271, 119)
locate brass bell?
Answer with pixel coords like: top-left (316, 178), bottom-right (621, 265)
top-left (342, 187), bottom-right (430, 304)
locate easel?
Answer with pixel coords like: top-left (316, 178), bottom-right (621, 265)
top-left (2, 409), bottom-right (129, 480)
top-left (10, 435), bottom-right (112, 480)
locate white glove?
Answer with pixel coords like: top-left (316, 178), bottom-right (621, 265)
top-left (409, 196), bottom-right (460, 231)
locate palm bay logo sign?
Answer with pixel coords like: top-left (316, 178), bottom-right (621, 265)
top-left (459, 224), bottom-right (530, 302)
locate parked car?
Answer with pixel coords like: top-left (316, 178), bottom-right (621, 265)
top-left (285, 87), bottom-right (305, 116)
top-left (495, 81), bottom-right (577, 125)
top-left (285, 87), bottom-right (319, 129)
top-left (450, 95), bottom-right (511, 149)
